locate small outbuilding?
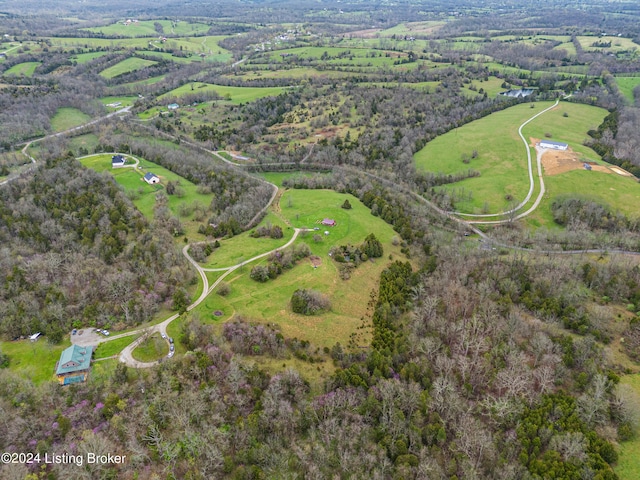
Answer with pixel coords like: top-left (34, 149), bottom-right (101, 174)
top-left (111, 155), bottom-right (126, 168)
top-left (584, 163), bottom-right (592, 171)
top-left (540, 140), bottom-right (568, 151)
top-left (144, 172), bottom-right (160, 185)
top-left (167, 103), bottom-right (179, 110)
top-left (321, 218), bottom-right (336, 227)
top-left (56, 345), bottom-right (93, 385)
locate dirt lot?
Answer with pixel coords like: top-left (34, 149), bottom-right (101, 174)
top-left (309, 255), bottom-right (322, 267)
top-left (530, 137), bottom-right (633, 176)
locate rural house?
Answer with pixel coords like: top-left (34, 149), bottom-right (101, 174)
top-left (540, 140), bottom-right (568, 151)
top-left (111, 155), bottom-right (126, 168)
top-left (55, 344), bottom-right (93, 385)
top-left (144, 172), bottom-right (160, 184)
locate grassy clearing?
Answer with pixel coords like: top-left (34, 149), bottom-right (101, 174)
top-left (159, 82), bottom-right (289, 104)
top-left (99, 57), bottom-right (157, 79)
top-left (615, 375), bottom-right (640, 480)
top-left (79, 154), bottom-right (214, 239)
top-left (68, 133), bottom-right (100, 154)
top-left (577, 36), bottom-right (640, 53)
top-left (120, 74), bottom-right (166, 88)
top-left (0, 339), bottom-right (70, 384)
top-left (100, 95), bottom-right (138, 108)
top-left (615, 77), bottom-right (640, 104)
top-left (230, 67), bottom-right (355, 81)
top-left (93, 335), bottom-right (138, 359)
top-left (131, 333), bottom-right (168, 362)
top-left (201, 212), bottom-right (294, 269)
top-left (83, 20), bottom-right (212, 38)
top-left (71, 51), bottom-right (112, 64)
top-left (48, 37), bottom-right (151, 50)
top-left (414, 101), bottom-right (609, 214)
top-left (50, 107), bottom-right (92, 132)
top-left (197, 189), bottom-right (405, 349)
top-left (5, 61), bottom-right (40, 76)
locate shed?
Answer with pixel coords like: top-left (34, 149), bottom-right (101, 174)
top-left (167, 103), bottom-right (179, 110)
top-left (321, 218), bottom-right (336, 226)
top-left (143, 172), bottom-right (160, 185)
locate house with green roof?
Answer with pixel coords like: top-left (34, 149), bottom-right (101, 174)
top-left (55, 344), bottom-right (93, 385)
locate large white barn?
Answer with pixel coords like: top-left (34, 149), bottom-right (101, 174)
top-left (539, 140), bottom-right (568, 151)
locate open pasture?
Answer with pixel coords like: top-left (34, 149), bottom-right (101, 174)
top-left (99, 57), bottom-right (157, 79)
top-left (82, 20), bottom-right (211, 38)
top-left (615, 76), bottom-right (640, 104)
top-left (197, 189), bottom-right (404, 348)
top-left (159, 82), bottom-right (288, 104)
top-left (414, 101), bottom-right (609, 215)
top-left (576, 35), bottom-right (640, 53)
top-left (4, 61), bottom-right (40, 76)
top-left (50, 107), bottom-right (93, 132)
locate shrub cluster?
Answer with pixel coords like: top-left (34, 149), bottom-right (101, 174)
top-left (291, 289), bottom-right (331, 315)
top-left (250, 243), bottom-right (311, 282)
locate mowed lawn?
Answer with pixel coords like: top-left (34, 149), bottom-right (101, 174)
top-left (100, 57), bottom-right (157, 79)
top-left (159, 82), bottom-right (288, 104)
top-left (615, 374), bottom-right (640, 480)
top-left (132, 333), bottom-right (168, 362)
top-left (79, 154), bottom-right (214, 239)
top-left (197, 189), bottom-right (405, 348)
top-left (5, 61), bottom-right (40, 76)
top-left (50, 107), bottom-right (92, 132)
top-left (0, 339), bottom-right (70, 384)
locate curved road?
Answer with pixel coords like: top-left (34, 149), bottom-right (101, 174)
top-left (117, 227), bottom-right (308, 367)
top-left (452, 98), bottom-right (560, 221)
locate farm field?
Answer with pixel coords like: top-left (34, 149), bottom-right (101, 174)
top-left (50, 107), bottom-right (93, 132)
top-left (196, 189), bottom-right (405, 348)
top-left (4, 61), bottom-right (40, 76)
top-left (83, 19), bottom-right (212, 38)
top-left (414, 101), bottom-right (609, 216)
top-left (615, 76), bottom-right (640, 104)
top-left (231, 67), bottom-right (355, 81)
top-left (79, 154), bottom-right (214, 239)
top-left (576, 36), bottom-right (640, 53)
top-left (47, 37), bottom-right (151, 50)
top-left (71, 51), bottom-right (112, 64)
top-left (159, 82), bottom-right (289, 104)
top-left (100, 95), bottom-right (138, 108)
top-left (99, 57), bottom-right (157, 79)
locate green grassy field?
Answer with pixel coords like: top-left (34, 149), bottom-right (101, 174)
top-left (68, 133), bottom-right (100, 154)
top-left (93, 335), bottom-right (138, 359)
top-left (414, 101), bottom-right (608, 214)
top-left (120, 74), bottom-right (166, 89)
top-left (47, 37), bottom-right (151, 50)
top-left (79, 154), bottom-right (215, 239)
top-left (615, 374), bottom-right (640, 480)
top-left (50, 107), bottom-right (92, 132)
top-left (230, 67), bottom-right (356, 81)
top-left (4, 61), bottom-right (40, 76)
top-left (71, 51), bottom-right (112, 64)
top-left (159, 82), bottom-right (289, 104)
top-left (100, 95), bottom-right (138, 108)
top-left (131, 333), bottom-right (168, 362)
top-left (576, 36), bottom-right (640, 53)
top-left (0, 339), bottom-right (70, 384)
top-left (196, 189), bottom-right (405, 348)
top-left (83, 19), bottom-right (212, 37)
top-left (99, 57), bottom-right (157, 79)
top-left (200, 212), bottom-right (294, 269)
top-left (615, 77), bottom-right (640, 104)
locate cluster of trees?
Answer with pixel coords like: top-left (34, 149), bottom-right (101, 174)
top-left (250, 223), bottom-right (283, 239)
top-left (250, 243), bottom-right (311, 282)
top-left (290, 288), bottom-right (331, 315)
top-left (0, 155), bottom-right (193, 341)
